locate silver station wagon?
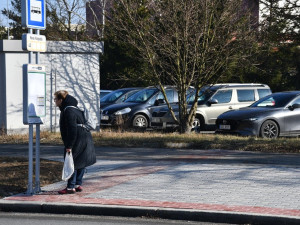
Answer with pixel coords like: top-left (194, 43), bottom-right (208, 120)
top-left (151, 83), bottom-right (272, 131)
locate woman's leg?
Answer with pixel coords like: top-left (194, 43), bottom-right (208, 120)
top-left (75, 168), bottom-right (85, 186)
top-left (67, 170), bottom-right (77, 189)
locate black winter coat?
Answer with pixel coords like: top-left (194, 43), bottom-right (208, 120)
top-left (59, 95), bottom-right (96, 170)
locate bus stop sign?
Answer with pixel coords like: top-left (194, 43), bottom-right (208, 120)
top-left (21, 0), bottom-right (46, 29)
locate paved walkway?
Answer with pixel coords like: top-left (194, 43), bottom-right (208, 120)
top-left (0, 144), bottom-right (300, 224)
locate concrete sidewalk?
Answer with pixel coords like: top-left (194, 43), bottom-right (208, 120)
top-left (0, 145), bottom-right (300, 224)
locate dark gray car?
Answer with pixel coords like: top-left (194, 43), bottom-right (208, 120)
top-left (100, 86), bottom-right (182, 129)
top-left (100, 88), bottom-right (142, 109)
top-left (216, 91), bottom-right (300, 138)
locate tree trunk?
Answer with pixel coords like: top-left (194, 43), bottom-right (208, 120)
top-left (179, 116), bottom-right (192, 134)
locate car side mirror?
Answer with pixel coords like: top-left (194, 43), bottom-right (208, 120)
top-left (207, 98), bottom-right (218, 106)
top-left (289, 104), bottom-right (300, 110)
top-left (154, 99), bottom-right (165, 106)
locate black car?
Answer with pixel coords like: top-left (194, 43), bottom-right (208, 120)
top-left (100, 90), bottom-right (112, 99)
top-left (216, 91), bottom-right (300, 138)
top-left (100, 88), bottom-right (142, 109)
top-left (100, 86), bottom-right (181, 129)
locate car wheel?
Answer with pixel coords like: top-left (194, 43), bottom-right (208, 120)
top-left (191, 118), bottom-right (201, 133)
top-left (133, 115), bottom-right (148, 128)
top-left (260, 120), bottom-right (279, 139)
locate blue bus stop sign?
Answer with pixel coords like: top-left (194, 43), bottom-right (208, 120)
top-left (22, 0), bottom-right (46, 29)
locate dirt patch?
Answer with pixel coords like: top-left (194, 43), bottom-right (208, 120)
top-left (0, 157), bottom-right (63, 198)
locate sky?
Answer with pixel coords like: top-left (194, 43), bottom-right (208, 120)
top-left (0, 0), bottom-right (11, 26)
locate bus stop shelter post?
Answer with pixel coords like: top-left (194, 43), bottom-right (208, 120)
top-left (34, 124), bottom-right (41, 193)
top-left (27, 124), bottom-right (34, 195)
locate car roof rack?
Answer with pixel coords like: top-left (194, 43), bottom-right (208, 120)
top-left (210, 83), bottom-right (269, 88)
top-left (146, 85), bottom-right (177, 89)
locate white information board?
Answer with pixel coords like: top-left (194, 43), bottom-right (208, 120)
top-left (23, 64), bottom-right (46, 124)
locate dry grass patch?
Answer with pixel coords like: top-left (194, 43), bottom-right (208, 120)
top-left (1, 130), bottom-right (300, 153)
top-left (0, 157), bottom-right (63, 198)
top-left (0, 132), bottom-right (62, 145)
top-left (93, 131), bottom-right (300, 153)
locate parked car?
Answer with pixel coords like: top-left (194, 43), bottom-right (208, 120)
top-left (151, 83), bottom-right (272, 131)
top-left (100, 86), bottom-right (193, 129)
top-left (216, 91), bottom-right (300, 138)
top-left (100, 90), bottom-right (112, 99)
top-left (100, 88), bottom-right (142, 109)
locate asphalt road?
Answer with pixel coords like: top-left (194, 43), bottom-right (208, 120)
top-left (0, 212), bottom-right (235, 225)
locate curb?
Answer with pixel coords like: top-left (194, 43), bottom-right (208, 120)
top-left (1, 200), bottom-right (300, 225)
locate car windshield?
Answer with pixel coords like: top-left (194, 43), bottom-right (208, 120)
top-left (125, 88), bottom-right (157, 103)
top-left (250, 93), bottom-right (297, 108)
top-left (188, 88), bottom-right (216, 105)
top-left (101, 89), bottom-right (129, 103)
top-left (100, 91), bottom-right (111, 99)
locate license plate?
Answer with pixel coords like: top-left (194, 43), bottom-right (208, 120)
top-left (220, 124), bottom-right (231, 130)
top-left (152, 118), bottom-right (161, 123)
top-left (101, 115), bottom-right (109, 120)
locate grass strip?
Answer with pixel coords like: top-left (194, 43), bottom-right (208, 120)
top-left (0, 131), bottom-right (299, 153)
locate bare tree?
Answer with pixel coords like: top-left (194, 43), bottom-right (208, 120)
top-left (104, 0), bottom-right (257, 133)
top-left (46, 0), bottom-right (87, 40)
top-left (86, 0), bottom-right (110, 39)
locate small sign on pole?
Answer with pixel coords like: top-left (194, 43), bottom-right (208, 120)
top-left (22, 33), bottom-right (47, 52)
top-left (21, 0), bottom-right (46, 30)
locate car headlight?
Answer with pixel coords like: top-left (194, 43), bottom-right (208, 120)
top-left (115, 107), bottom-right (131, 115)
top-left (244, 118), bottom-right (258, 121)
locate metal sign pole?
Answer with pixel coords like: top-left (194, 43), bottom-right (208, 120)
top-left (34, 124), bottom-right (41, 193)
top-left (27, 124), bottom-right (34, 194)
top-left (27, 28), bottom-right (34, 195)
top-left (36, 30), bottom-right (40, 64)
top-left (34, 29), bottom-right (41, 193)
top-left (29, 29), bottom-right (33, 63)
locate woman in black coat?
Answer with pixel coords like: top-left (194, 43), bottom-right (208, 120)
top-left (54, 90), bottom-right (96, 194)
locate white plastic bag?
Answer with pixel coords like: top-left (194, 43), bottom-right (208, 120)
top-left (62, 152), bottom-right (74, 181)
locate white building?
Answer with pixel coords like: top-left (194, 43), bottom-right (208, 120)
top-left (0, 40), bottom-right (103, 134)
